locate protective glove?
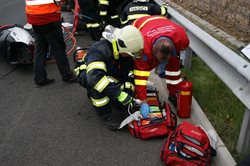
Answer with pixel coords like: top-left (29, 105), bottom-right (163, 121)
top-left (140, 103), bottom-right (152, 118)
top-left (117, 91), bottom-right (133, 105)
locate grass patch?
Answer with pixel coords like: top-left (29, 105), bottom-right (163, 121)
top-left (182, 55), bottom-right (247, 162)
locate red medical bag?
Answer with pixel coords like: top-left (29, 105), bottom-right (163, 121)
top-left (128, 88), bottom-right (177, 139)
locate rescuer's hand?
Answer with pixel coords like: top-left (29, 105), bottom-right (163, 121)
top-left (140, 103), bottom-right (152, 118)
top-left (117, 91), bottom-right (133, 105)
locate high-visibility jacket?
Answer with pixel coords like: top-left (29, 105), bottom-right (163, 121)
top-left (25, 0), bottom-right (61, 25)
top-left (121, 1), bottom-right (167, 26)
top-left (132, 16), bottom-right (189, 100)
top-left (75, 39), bottom-right (134, 104)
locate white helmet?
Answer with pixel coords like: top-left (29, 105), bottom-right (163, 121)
top-left (113, 25), bottom-right (144, 58)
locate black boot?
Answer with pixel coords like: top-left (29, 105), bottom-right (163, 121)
top-left (101, 115), bottom-right (120, 131)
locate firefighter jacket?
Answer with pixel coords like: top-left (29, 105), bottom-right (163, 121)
top-left (80, 0), bottom-right (120, 29)
top-left (98, 0), bottom-right (119, 23)
top-left (25, 0), bottom-right (61, 25)
top-left (121, 2), bottom-right (167, 26)
top-left (79, 0), bottom-right (100, 29)
top-left (76, 39), bottom-right (133, 102)
top-left (132, 16), bottom-right (189, 100)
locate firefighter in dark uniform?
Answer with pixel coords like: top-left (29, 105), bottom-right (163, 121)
top-left (121, 0), bottom-right (167, 26)
top-left (98, 0), bottom-right (121, 27)
top-left (78, 0), bottom-right (101, 40)
top-left (78, 0), bottom-right (121, 40)
top-left (74, 25), bottom-right (144, 130)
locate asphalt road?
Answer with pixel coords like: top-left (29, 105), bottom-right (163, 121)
top-left (0, 0), bottom-right (26, 25)
top-left (0, 10), bottom-right (167, 166)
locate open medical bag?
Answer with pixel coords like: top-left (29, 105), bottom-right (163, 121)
top-left (128, 85), bottom-right (177, 139)
top-left (160, 121), bottom-right (217, 166)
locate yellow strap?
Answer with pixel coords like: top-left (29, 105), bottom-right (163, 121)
top-left (134, 70), bottom-right (150, 77)
top-left (137, 16), bottom-right (167, 30)
top-left (134, 79), bottom-right (147, 86)
top-left (112, 39), bottom-right (119, 59)
top-left (91, 96), bottom-right (110, 107)
top-left (94, 75), bottom-right (110, 93)
top-left (86, 61), bottom-right (107, 73)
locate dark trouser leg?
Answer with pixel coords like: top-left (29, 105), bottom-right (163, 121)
top-left (93, 103), bottom-right (113, 120)
top-left (43, 22), bottom-right (73, 81)
top-left (88, 89), bottom-right (113, 119)
top-left (33, 26), bottom-right (48, 83)
top-left (88, 88), bottom-right (119, 130)
top-left (107, 4), bottom-right (120, 28)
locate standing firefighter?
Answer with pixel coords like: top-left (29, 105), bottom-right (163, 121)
top-left (98, 0), bottom-right (120, 27)
top-left (75, 25), bottom-right (144, 130)
top-left (121, 0), bottom-right (167, 26)
top-left (78, 0), bottom-right (120, 40)
top-left (132, 16), bottom-right (189, 118)
top-left (25, 0), bottom-right (76, 87)
top-left (78, 0), bottom-right (101, 40)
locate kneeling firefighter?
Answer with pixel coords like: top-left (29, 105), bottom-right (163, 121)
top-left (75, 25), bottom-right (144, 130)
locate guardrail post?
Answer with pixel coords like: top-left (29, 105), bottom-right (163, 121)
top-left (180, 47), bottom-right (193, 69)
top-left (237, 108), bottom-right (250, 153)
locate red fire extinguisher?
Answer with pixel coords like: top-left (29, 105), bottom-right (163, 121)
top-left (177, 79), bottom-right (193, 118)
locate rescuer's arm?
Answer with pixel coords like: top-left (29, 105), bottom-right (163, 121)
top-left (86, 53), bottom-right (133, 105)
top-left (120, 5), bottom-right (129, 26)
top-left (151, 4), bottom-right (167, 16)
top-left (133, 60), bottom-right (153, 117)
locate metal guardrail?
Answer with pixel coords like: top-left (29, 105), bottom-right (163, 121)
top-left (165, 5), bottom-right (250, 153)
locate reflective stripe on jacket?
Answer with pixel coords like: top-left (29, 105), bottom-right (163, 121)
top-left (25, 0), bottom-right (61, 25)
top-left (132, 16), bottom-right (189, 100)
top-left (121, 2), bottom-right (167, 26)
top-left (83, 40), bottom-right (133, 100)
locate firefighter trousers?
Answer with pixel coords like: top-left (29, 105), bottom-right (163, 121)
top-left (78, 70), bottom-right (134, 119)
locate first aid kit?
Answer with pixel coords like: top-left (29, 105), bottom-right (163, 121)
top-left (127, 84), bottom-right (177, 139)
top-left (160, 121), bottom-right (217, 166)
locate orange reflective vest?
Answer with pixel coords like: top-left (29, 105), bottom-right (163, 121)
top-left (25, 0), bottom-right (61, 25)
top-left (132, 16), bottom-right (189, 100)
